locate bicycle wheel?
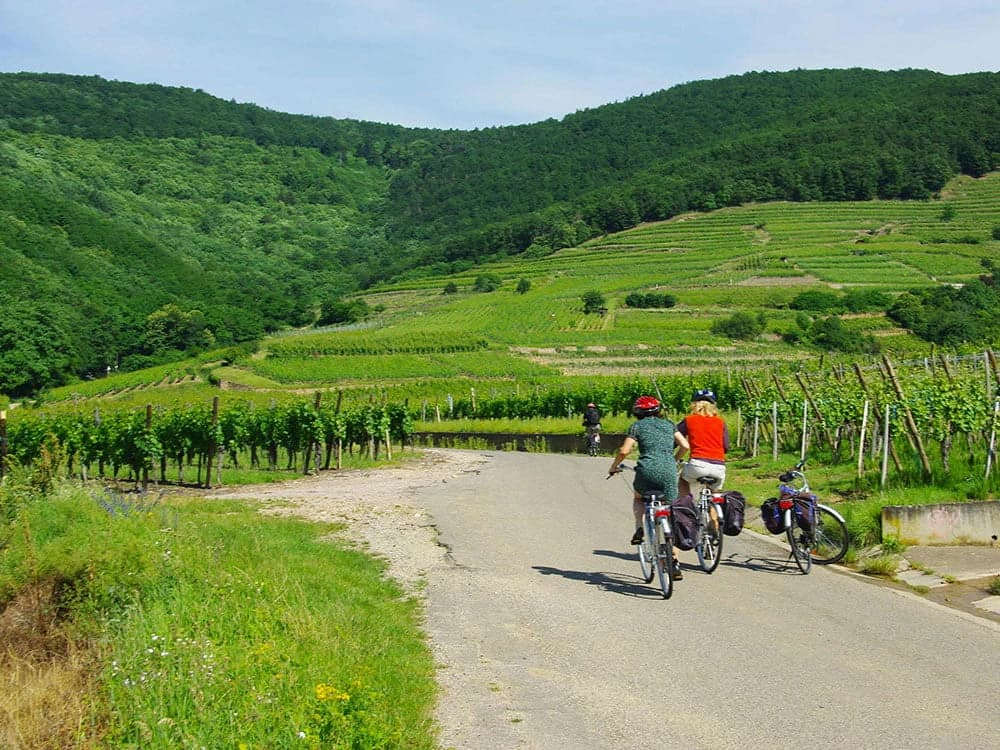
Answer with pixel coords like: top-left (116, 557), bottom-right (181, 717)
top-left (811, 504), bottom-right (849, 564)
top-left (637, 515), bottom-right (655, 583)
top-left (654, 517), bottom-right (674, 599)
top-left (787, 522), bottom-right (812, 574)
top-left (696, 503), bottom-right (723, 573)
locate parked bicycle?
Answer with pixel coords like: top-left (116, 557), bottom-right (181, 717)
top-left (760, 461), bottom-right (850, 574)
top-left (609, 464), bottom-right (674, 598)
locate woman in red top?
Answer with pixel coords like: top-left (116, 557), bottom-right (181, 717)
top-left (675, 389), bottom-right (729, 499)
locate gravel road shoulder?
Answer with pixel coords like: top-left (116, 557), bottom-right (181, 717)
top-left (205, 448), bottom-right (491, 594)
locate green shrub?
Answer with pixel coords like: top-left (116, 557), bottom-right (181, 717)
top-left (581, 290), bottom-right (606, 314)
top-left (710, 311), bottom-right (764, 340)
top-left (473, 273), bottom-right (502, 292)
top-left (790, 290), bottom-right (843, 312)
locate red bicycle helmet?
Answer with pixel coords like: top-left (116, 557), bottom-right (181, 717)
top-left (632, 395), bottom-right (662, 417)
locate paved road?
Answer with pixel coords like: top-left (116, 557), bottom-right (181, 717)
top-left (416, 451), bottom-right (1000, 750)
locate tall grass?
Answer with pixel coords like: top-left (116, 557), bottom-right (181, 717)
top-left (0, 477), bottom-right (437, 749)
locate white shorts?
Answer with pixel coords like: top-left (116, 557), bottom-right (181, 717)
top-left (681, 458), bottom-right (726, 491)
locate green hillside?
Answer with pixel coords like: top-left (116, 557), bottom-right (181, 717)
top-left (1, 69), bottom-right (999, 397)
top-left (38, 171), bottom-right (999, 411)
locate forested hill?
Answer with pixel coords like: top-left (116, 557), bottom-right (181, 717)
top-left (1, 68), bottom-right (998, 397)
top-left (385, 69), bottom-right (999, 271)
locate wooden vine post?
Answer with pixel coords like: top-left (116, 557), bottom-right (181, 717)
top-left (882, 354), bottom-right (932, 477)
top-left (772, 401), bottom-right (779, 461)
top-left (853, 363), bottom-right (903, 472)
top-left (142, 404), bottom-right (153, 490)
top-left (304, 391), bottom-right (322, 475)
top-left (0, 410), bottom-right (7, 481)
top-left (794, 372), bottom-right (835, 451)
top-left (986, 398), bottom-right (1000, 481)
top-left (856, 400), bottom-right (869, 478)
top-left (880, 405), bottom-right (891, 488)
top-left (204, 396), bottom-right (219, 489)
top-left (740, 374), bottom-right (772, 450)
top-left (987, 350), bottom-right (1000, 399)
top-left (335, 390), bottom-right (344, 470)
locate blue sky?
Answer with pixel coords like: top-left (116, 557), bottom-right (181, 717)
top-left (1, 1), bottom-right (997, 130)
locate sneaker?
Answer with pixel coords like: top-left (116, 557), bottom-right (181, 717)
top-left (672, 562), bottom-right (684, 581)
top-left (630, 527), bottom-right (644, 545)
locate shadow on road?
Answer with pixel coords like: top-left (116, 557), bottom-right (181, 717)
top-left (591, 548), bottom-right (635, 561)
top-left (532, 565), bottom-right (667, 599)
top-left (596, 548), bottom-right (800, 577)
top-left (723, 552), bottom-right (802, 575)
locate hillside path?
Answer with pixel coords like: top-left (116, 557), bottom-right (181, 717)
top-left (208, 449), bottom-right (1000, 750)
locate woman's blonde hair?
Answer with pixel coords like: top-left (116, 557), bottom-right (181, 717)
top-left (690, 400), bottom-right (719, 417)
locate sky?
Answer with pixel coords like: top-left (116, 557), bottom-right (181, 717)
top-left (1, 1), bottom-right (997, 130)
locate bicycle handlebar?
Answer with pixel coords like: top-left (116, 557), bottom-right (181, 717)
top-left (607, 463), bottom-right (633, 479)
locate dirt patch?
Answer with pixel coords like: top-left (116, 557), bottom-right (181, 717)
top-left (918, 576), bottom-right (1000, 623)
top-left (204, 449), bottom-right (492, 594)
top-left (738, 274), bottom-right (818, 286)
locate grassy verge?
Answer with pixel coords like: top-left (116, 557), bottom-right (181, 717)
top-left (0, 464), bottom-right (437, 749)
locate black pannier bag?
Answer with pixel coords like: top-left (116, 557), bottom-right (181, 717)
top-left (721, 490), bottom-right (746, 536)
top-left (794, 495), bottom-right (816, 531)
top-left (760, 497), bottom-right (784, 534)
top-left (670, 493), bottom-right (698, 550)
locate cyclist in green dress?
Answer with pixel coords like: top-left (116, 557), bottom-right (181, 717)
top-left (609, 396), bottom-right (690, 579)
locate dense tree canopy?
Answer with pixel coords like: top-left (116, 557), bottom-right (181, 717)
top-left (0, 68), bottom-right (998, 395)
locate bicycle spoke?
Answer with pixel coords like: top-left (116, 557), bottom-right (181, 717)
top-left (811, 505), bottom-right (849, 564)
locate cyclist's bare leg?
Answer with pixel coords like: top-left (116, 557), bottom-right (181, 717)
top-left (629, 492), bottom-right (644, 543)
top-left (678, 477), bottom-right (691, 498)
top-left (632, 492), bottom-right (644, 526)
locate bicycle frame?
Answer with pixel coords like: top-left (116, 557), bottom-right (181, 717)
top-left (694, 479), bottom-right (725, 573)
top-left (610, 464), bottom-right (674, 598)
top-left (641, 494), bottom-right (675, 598)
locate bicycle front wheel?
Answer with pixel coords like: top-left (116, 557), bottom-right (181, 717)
top-left (787, 522), bottom-right (812, 574)
top-left (637, 516), bottom-right (655, 583)
top-left (654, 518), bottom-right (674, 599)
top-left (696, 505), bottom-right (723, 573)
top-left (811, 504), bottom-right (849, 564)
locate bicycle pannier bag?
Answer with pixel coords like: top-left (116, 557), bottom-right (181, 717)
top-left (760, 497), bottom-right (783, 535)
top-left (670, 493), bottom-right (698, 550)
top-left (721, 490), bottom-right (746, 536)
top-left (793, 495), bottom-right (816, 531)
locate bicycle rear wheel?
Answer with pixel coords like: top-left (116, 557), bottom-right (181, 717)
top-left (811, 504), bottom-right (849, 564)
top-left (654, 517), bottom-right (674, 599)
top-left (787, 523), bottom-right (812, 574)
top-left (696, 500), bottom-right (723, 573)
top-left (637, 516), bottom-right (655, 583)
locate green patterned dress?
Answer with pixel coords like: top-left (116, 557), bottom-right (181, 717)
top-left (627, 416), bottom-right (679, 500)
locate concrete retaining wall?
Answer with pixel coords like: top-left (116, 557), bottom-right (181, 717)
top-left (882, 501), bottom-right (1000, 545)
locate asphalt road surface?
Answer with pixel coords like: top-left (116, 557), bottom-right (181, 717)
top-left (416, 451), bottom-right (1000, 750)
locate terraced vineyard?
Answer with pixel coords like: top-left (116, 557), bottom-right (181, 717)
top-left (200, 172), bottom-right (999, 394)
top-left (37, 172), bottom-right (999, 409)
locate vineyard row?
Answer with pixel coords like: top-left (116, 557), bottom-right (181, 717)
top-left (4, 352), bottom-right (1000, 490)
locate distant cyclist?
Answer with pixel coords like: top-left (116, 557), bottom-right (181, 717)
top-left (582, 402), bottom-right (602, 434)
top-left (609, 396), bottom-right (690, 579)
top-left (675, 389), bottom-right (729, 499)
